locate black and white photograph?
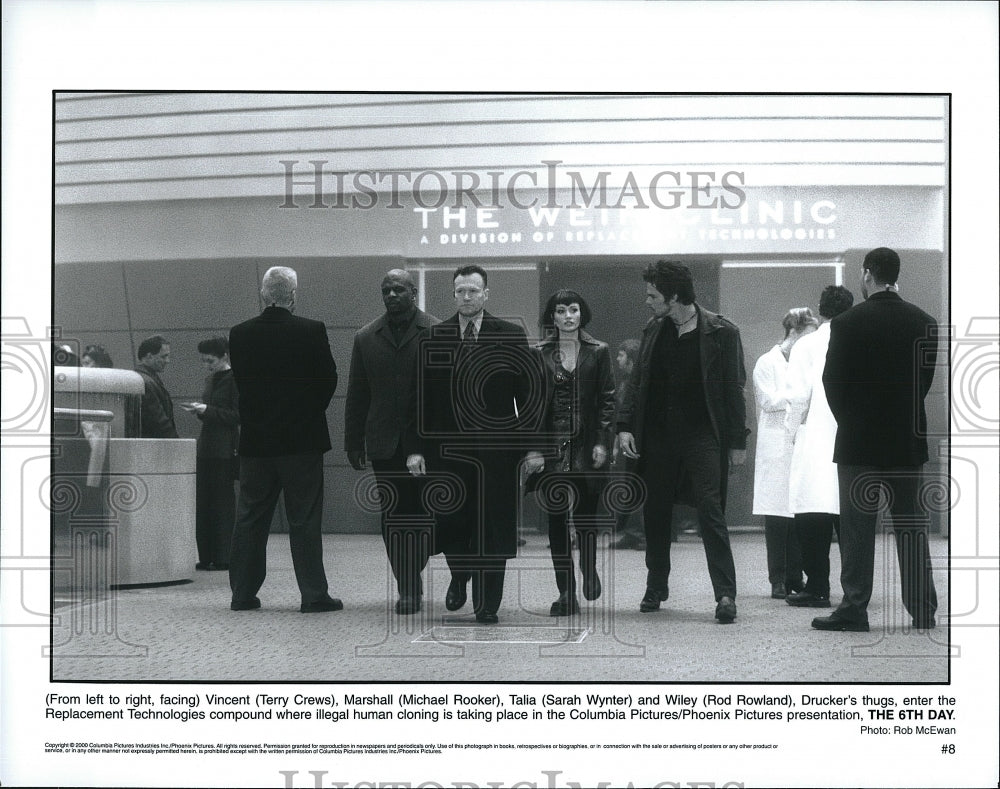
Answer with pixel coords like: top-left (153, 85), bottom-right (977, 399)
top-left (47, 90), bottom-right (952, 684)
top-left (2, 2), bottom-right (997, 788)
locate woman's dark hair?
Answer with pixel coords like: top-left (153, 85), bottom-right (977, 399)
top-left (539, 289), bottom-right (592, 332)
top-left (197, 336), bottom-right (229, 358)
top-left (643, 260), bottom-right (695, 305)
top-left (82, 344), bottom-right (114, 367)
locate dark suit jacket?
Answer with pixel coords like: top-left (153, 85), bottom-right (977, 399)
top-left (617, 304), bottom-right (749, 452)
top-left (229, 306), bottom-right (337, 458)
top-left (195, 368), bottom-right (239, 459)
top-left (411, 311), bottom-right (542, 448)
top-left (823, 290), bottom-right (937, 466)
top-left (408, 311), bottom-right (543, 558)
top-left (344, 308), bottom-right (439, 461)
top-left (134, 363), bottom-right (178, 438)
top-left (533, 330), bottom-right (616, 473)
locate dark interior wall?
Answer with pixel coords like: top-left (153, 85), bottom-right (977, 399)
top-left (54, 247), bottom-right (947, 535)
top-left (55, 256), bottom-right (410, 534)
top-left (539, 257), bottom-right (721, 352)
top-left (422, 265), bottom-right (540, 332)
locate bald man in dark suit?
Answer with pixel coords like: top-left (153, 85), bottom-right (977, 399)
top-left (345, 269), bottom-right (439, 615)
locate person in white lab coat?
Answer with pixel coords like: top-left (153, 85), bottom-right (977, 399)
top-left (752, 307), bottom-right (818, 599)
top-left (784, 285), bottom-right (855, 607)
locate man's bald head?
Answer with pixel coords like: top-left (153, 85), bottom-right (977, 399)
top-left (381, 269), bottom-right (418, 316)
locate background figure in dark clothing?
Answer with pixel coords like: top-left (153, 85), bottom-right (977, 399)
top-left (81, 344), bottom-right (113, 368)
top-left (618, 261), bottom-right (748, 624)
top-left (611, 339), bottom-right (646, 551)
top-left (228, 266), bottom-right (342, 614)
top-left (344, 269), bottom-right (439, 615)
top-left (751, 307), bottom-right (817, 599)
top-left (531, 289), bottom-right (616, 617)
top-left (181, 336), bottom-right (239, 571)
top-left (815, 247), bottom-right (939, 632)
top-left (406, 265), bottom-right (545, 624)
top-left (134, 335), bottom-right (178, 438)
top-left (784, 286), bottom-right (854, 609)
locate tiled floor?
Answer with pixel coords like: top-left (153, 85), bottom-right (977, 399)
top-left (50, 532), bottom-right (951, 683)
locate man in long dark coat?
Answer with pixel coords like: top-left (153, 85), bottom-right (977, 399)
top-left (344, 269), bottom-right (439, 614)
top-left (406, 265), bottom-right (544, 624)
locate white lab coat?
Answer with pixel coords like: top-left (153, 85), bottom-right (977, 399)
top-left (751, 345), bottom-right (794, 517)
top-left (785, 322), bottom-right (840, 514)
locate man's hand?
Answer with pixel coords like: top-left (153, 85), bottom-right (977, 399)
top-left (180, 401), bottom-right (207, 416)
top-left (728, 448), bottom-right (747, 469)
top-left (347, 449), bottom-right (366, 471)
top-left (592, 444), bottom-right (608, 468)
top-left (618, 431), bottom-right (639, 460)
top-left (524, 451), bottom-right (545, 475)
top-left (406, 453), bottom-right (426, 476)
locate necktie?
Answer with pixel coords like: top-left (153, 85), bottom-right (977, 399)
top-left (463, 321), bottom-right (476, 343)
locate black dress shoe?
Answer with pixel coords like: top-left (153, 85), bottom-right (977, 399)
top-left (811, 614), bottom-right (869, 632)
top-left (582, 569), bottom-right (602, 601)
top-left (715, 596), bottom-right (737, 623)
top-left (770, 582), bottom-right (787, 599)
top-left (445, 577), bottom-right (468, 611)
top-left (300, 596), bottom-right (344, 613)
top-left (786, 591), bottom-right (832, 608)
top-left (549, 592), bottom-right (581, 617)
top-left (639, 587), bottom-right (668, 613)
top-left (230, 597), bottom-right (261, 611)
top-left (475, 611), bottom-right (499, 624)
top-left (394, 595), bottom-right (422, 615)
top-left (196, 562), bottom-right (212, 571)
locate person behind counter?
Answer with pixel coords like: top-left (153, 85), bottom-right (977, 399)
top-left (181, 336), bottom-right (239, 572)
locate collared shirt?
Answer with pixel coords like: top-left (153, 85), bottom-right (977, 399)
top-left (458, 313), bottom-right (483, 341)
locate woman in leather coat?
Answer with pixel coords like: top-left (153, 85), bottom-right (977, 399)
top-left (531, 290), bottom-right (616, 616)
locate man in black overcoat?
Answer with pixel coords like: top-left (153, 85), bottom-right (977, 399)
top-left (344, 269), bottom-right (439, 615)
top-left (815, 247), bottom-right (940, 632)
top-left (227, 266), bottom-right (342, 613)
top-left (617, 261), bottom-right (748, 624)
top-left (406, 265), bottom-right (544, 624)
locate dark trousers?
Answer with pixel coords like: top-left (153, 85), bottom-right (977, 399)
top-left (612, 457), bottom-right (645, 540)
top-left (794, 512), bottom-right (840, 596)
top-left (229, 452), bottom-right (330, 605)
top-left (764, 515), bottom-right (803, 590)
top-left (545, 475), bottom-right (606, 596)
top-left (196, 457), bottom-right (235, 566)
top-left (641, 425), bottom-right (737, 601)
top-left (445, 556), bottom-right (507, 615)
top-left (834, 464), bottom-right (938, 625)
top-left (372, 448), bottom-right (431, 599)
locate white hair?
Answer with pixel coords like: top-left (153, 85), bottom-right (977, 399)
top-left (261, 266), bottom-right (297, 306)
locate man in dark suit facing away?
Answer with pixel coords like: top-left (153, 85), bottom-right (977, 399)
top-left (344, 269), bottom-right (439, 615)
top-left (815, 247), bottom-right (940, 632)
top-left (406, 265), bottom-right (544, 624)
top-left (227, 266), bottom-right (342, 613)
